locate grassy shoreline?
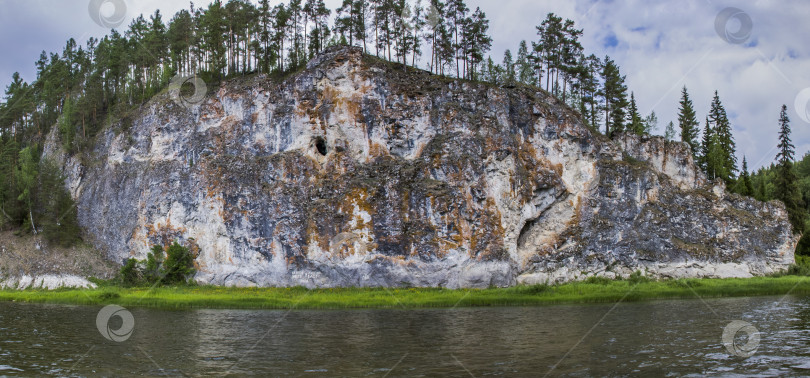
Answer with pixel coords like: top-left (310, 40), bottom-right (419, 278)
top-left (0, 276), bottom-right (809, 310)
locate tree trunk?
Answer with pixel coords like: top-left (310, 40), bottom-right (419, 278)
top-left (29, 208), bottom-right (37, 235)
top-left (0, 205), bottom-right (12, 222)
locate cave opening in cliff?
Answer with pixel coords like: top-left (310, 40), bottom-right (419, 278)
top-left (315, 137), bottom-right (327, 156)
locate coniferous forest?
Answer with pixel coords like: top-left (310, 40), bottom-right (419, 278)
top-left (0, 0), bottom-right (806, 252)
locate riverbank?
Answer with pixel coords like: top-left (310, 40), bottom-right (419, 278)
top-left (0, 231), bottom-right (117, 287)
top-left (0, 275), bottom-right (809, 310)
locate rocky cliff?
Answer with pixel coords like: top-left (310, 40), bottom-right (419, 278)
top-left (44, 46), bottom-right (797, 288)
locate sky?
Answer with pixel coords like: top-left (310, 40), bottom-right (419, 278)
top-left (0, 0), bottom-right (808, 171)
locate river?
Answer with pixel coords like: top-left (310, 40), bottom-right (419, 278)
top-left (1, 295), bottom-right (809, 376)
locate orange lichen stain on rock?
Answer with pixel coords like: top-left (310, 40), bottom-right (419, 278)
top-left (320, 85), bottom-right (346, 111)
top-left (327, 187), bottom-right (377, 258)
top-left (200, 164), bottom-right (227, 217)
top-left (368, 142), bottom-right (389, 158)
top-left (144, 218), bottom-right (188, 249)
top-left (199, 98), bottom-right (224, 121)
top-left (550, 162), bottom-right (564, 179)
top-left (468, 198), bottom-right (507, 260)
top-left (295, 98), bottom-right (323, 127)
top-left (305, 218), bottom-right (330, 258)
top-left (343, 187), bottom-right (375, 228)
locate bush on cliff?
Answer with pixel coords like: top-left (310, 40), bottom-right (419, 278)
top-left (163, 242), bottom-right (196, 284)
top-left (116, 241), bottom-right (196, 287)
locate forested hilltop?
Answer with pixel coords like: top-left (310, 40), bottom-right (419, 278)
top-left (0, 0), bottom-right (804, 253)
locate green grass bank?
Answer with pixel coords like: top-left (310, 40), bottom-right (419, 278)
top-left (1, 275), bottom-right (809, 310)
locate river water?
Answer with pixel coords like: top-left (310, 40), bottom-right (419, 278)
top-left (1, 295), bottom-right (809, 376)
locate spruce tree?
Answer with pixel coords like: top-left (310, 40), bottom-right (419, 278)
top-left (502, 49), bottom-right (515, 84)
top-left (755, 174), bottom-right (768, 202)
top-left (773, 104), bottom-right (805, 233)
top-left (734, 156), bottom-right (754, 196)
top-left (709, 91), bottom-right (737, 183)
top-left (699, 117), bottom-right (713, 177)
top-left (643, 110), bottom-right (658, 135)
top-left (677, 86), bottom-right (699, 157)
top-left (664, 121), bottom-right (676, 141)
top-left (515, 40), bottom-right (535, 86)
top-left (627, 92), bottom-right (644, 135)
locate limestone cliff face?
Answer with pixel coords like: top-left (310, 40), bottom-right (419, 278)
top-left (44, 47), bottom-right (796, 288)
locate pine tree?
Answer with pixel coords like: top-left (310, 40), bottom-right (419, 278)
top-left (37, 158), bottom-right (81, 247)
top-left (677, 86), bottom-right (699, 157)
top-left (257, 0), bottom-right (273, 73)
top-left (460, 7), bottom-right (490, 80)
top-left (773, 104), bottom-right (805, 232)
top-left (274, 4), bottom-right (291, 71)
top-left (579, 54), bottom-right (601, 130)
top-left (599, 56), bottom-right (628, 137)
top-left (408, 0), bottom-right (426, 67)
top-left (446, 0), bottom-right (469, 77)
top-left (15, 146), bottom-right (38, 234)
top-left (0, 138), bottom-right (20, 223)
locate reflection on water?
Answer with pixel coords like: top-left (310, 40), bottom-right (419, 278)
top-left (0, 296), bottom-right (809, 376)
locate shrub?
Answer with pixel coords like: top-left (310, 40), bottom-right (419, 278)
top-left (116, 241), bottom-right (197, 286)
top-left (144, 245), bottom-right (164, 283)
top-left (119, 258), bottom-right (142, 287)
top-left (509, 284), bottom-right (549, 295)
top-left (163, 242), bottom-right (196, 285)
top-left (584, 276), bottom-right (613, 285)
top-left (784, 255), bottom-right (810, 276)
top-left (38, 159), bottom-right (81, 247)
top-left (628, 270), bottom-right (651, 284)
